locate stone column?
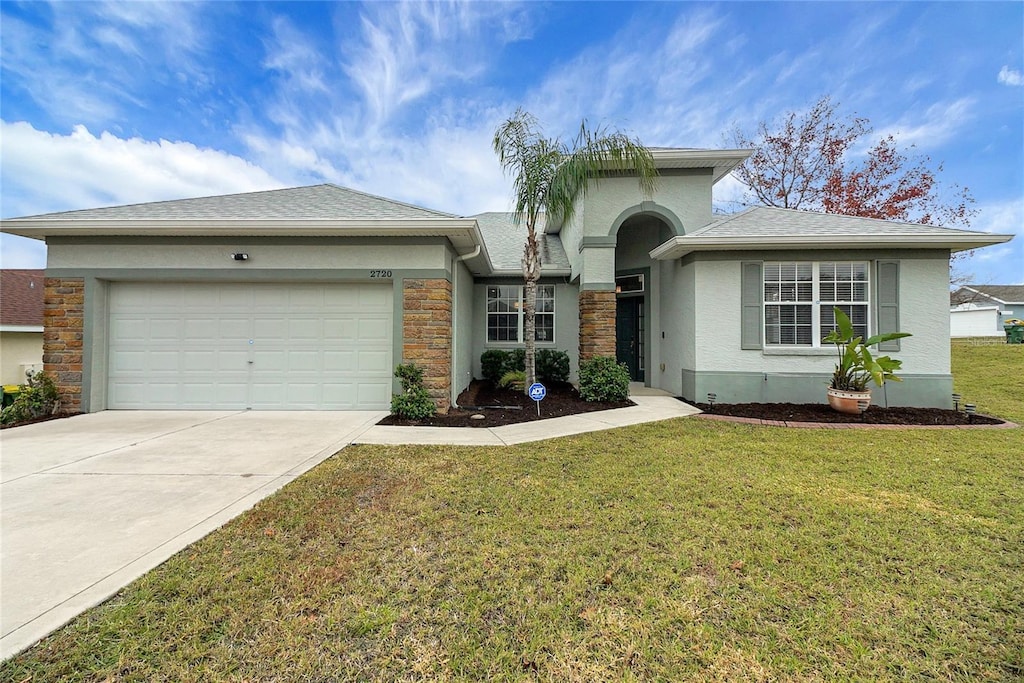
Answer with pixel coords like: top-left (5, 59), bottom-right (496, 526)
top-left (579, 289), bottom-right (617, 361)
top-left (42, 277), bottom-right (85, 411)
top-left (402, 278), bottom-right (452, 412)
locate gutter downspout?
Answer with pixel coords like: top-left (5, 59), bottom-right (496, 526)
top-left (451, 245), bottom-right (482, 408)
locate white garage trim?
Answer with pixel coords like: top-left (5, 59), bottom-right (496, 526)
top-left (108, 282), bottom-right (393, 409)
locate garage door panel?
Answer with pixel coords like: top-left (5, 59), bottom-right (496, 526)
top-left (358, 349), bottom-right (391, 373)
top-left (109, 282), bottom-right (393, 410)
top-left (182, 350), bottom-right (217, 372)
top-left (356, 383), bottom-right (391, 409)
top-left (322, 349), bottom-right (356, 372)
top-left (358, 316), bottom-right (391, 340)
top-left (357, 285), bottom-right (391, 308)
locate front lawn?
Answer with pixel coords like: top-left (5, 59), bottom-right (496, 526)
top-left (3, 343), bottom-right (1022, 681)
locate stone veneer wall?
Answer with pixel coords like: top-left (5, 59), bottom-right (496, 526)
top-left (402, 278), bottom-right (453, 412)
top-left (43, 277), bottom-right (85, 411)
top-left (579, 290), bottom-right (616, 360)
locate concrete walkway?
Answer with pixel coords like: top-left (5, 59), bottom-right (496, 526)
top-left (1, 391), bottom-right (699, 660)
top-left (356, 393), bottom-right (701, 445)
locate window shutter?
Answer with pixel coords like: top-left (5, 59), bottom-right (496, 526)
top-left (741, 261), bottom-right (763, 350)
top-left (876, 260), bottom-right (900, 351)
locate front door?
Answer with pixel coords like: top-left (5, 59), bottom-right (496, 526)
top-left (615, 297), bottom-right (644, 382)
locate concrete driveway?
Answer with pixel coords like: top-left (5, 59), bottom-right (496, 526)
top-left (0, 409), bottom-right (384, 659)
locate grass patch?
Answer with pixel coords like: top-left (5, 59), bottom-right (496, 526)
top-left (3, 344), bottom-right (1022, 681)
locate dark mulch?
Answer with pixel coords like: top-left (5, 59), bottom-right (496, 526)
top-left (378, 380), bottom-right (634, 428)
top-left (0, 412), bottom-right (82, 430)
top-left (694, 402), bottom-right (1005, 426)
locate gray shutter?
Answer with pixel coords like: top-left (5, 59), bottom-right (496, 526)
top-left (741, 261), bottom-right (763, 350)
top-left (876, 260), bottom-right (900, 351)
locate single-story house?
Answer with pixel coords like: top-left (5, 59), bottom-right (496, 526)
top-left (950, 285), bottom-right (1024, 336)
top-left (0, 148), bottom-right (1012, 412)
top-left (0, 269), bottom-right (45, 385)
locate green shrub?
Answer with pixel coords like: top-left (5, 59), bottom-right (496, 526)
top-left (390, 363), bottom-right (435, 419)
top-left (1, 372), bottom-right (60, 425)
top-left (394, 363), bottom-right (425, 391)
top-left (578, 356), bottom-right (630, 402)
top-left (535, 349), bottom-right (570, 383)
top-left (480, 349), bottom-right (526, 385)
top-left (481, 350), bottom-right (509, 384)
top-left (498, 370), bottom-right (526, 391)
top-left (390, 387), bottom-right (435, 419)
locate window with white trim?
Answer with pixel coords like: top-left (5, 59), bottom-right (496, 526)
top-left (486, 284), bottom-right (555, 343)
top-left (764, 262), bottom-right (869, 346)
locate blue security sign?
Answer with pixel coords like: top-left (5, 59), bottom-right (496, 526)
top-left (528, 383), bottom-right (547, 401)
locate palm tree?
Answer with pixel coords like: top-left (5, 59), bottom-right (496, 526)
top-left (492, 109), bottom-right (658, 390)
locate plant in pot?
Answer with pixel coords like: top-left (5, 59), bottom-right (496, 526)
top-left (822, 307), bottom-right (911, 414)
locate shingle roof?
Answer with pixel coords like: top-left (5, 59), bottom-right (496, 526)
top-left (471, 213), bottom-right (570, 271)
top-left (954, 285), bottom-right (1024, 304)
top-left (692, 206), bottom-right (987, 238)
top-left (1, 269), bottom-right (45, 326)
top-left (8, 184), bottom-right (456, 221)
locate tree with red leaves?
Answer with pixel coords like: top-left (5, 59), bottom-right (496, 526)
top-left (729, 96), bottom-right (976, 229)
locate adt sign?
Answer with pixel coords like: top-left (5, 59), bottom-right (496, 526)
top-left (528, 382), bottom-right (546, 417)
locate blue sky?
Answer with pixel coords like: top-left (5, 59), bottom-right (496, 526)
top-left (1, 1), bottom-right (1021, 284)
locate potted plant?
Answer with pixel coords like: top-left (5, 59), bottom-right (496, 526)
top-left (822, 307), bottom-right (911, 414)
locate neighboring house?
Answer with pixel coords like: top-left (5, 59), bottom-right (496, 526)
top-left (950, 285), bottom-right (1024, 336)
top-left (0, 149), bottom-right (1012, 412)
top-left (0, 269), bottom-right (45, 385)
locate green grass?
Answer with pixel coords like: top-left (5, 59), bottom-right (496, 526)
top-left (3, 343), bottom-right (1022, 681)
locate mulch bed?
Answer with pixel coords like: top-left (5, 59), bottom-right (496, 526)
top-left (693, 402), bottom-right (1005, 426)
top-left (379, 379), bottom-right (1010, 428)
top-left (377, 380), bottom-right (633, 428)
top-left (0, 412), bottom-right (82, 430)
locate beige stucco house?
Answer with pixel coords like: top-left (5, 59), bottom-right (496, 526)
top-left (0, 148), bottom-right (1012, 412)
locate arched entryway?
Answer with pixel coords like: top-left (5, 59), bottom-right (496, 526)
top-left (614, 213), bottom-right (674, 383)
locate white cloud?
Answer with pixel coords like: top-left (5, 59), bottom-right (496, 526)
top-left (0, 2), bottom-right (209, 127)
top-left (956, 198), bottom-right (1024, 285)
top-left (873, 98), bottom-right (975, 150)
top-left (997, 65), bottom-right (1023, 86)
top-left (0, 234), bottom-right (46, 270)
top-left (0, 120), bottom-right (283, 218)
top-left (338, 1), bottom-right (531, 130)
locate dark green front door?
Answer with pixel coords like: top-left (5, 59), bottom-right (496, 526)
top-left (616, 297), bottom-right (644, 382)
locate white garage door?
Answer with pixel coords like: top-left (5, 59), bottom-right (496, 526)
top-left (108, 282), bottom-right (393, 409)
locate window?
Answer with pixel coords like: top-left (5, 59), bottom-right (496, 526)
top-left (487, 284), bottom-right (555, 343)
top-left (764, 262), bottom-right (869, 346)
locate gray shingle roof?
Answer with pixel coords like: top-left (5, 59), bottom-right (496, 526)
top-left (693, 206), bottom-right (988, 238)
top-left (471, 213), bottom-right (570, 271)
top-left (9, 184), bottom-right (456, 221)
top-left (954, 285), bottom-right (1024, 304)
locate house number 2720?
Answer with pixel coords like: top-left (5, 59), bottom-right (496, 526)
top-left (369, 270), bottom-right (393, 278)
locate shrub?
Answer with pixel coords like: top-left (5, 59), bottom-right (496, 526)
top-left (480, 349), bottom-right (527, 385)
top-left (535, 349), bottom-right (570, 383)
top-left (1, 372), bottom-right (60, 425)
top-left (498, 370), bottom-right (526, 391)
top-left (394, 363), bottom-right (425, 391)
top-left (390, 387), bottom-right (435, 420)
top-left (578, 356), bottom-right (630, 402)
top-left (390, 363), bottom-right (435, 419)
top-left (480, 350), bottom-right (509, 385)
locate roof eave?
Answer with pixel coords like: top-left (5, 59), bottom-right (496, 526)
top-left (0, 217), bottom-right (481, 236)
top-left (650, 233), bottom-right (1015, 260)
top-left (648, 148), bottom-right (752, 183)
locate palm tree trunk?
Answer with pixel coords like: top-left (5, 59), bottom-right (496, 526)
top-left (522, 229), bottom-right (541, 391)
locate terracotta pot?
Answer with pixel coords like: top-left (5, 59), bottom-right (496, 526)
top-left (827, 387), bottom-right (872, 415)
